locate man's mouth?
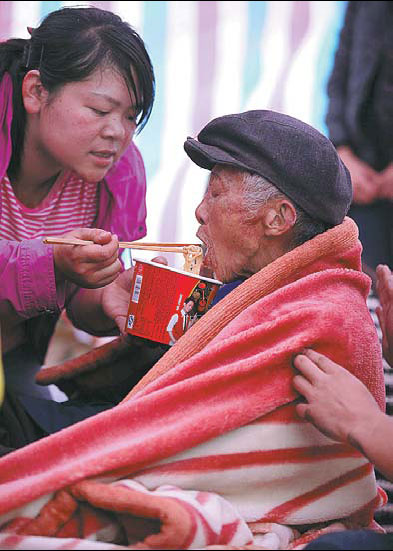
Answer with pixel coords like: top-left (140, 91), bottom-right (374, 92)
top-left (196, 233), bottom-right (208, 259)
top-left (196, 230), bottom-right (214, 269)
top-left (199, 241), bottom-right (213, 271)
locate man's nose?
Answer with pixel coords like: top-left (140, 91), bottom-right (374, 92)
top-left (195, 200), bottom-right (207, 224)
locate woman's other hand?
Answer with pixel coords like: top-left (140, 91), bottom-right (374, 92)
top-left (376, 264), bottom-right (393, 368)
top-left (101, 255), bottom-right (168, 333)
top-left (292, 349), bottom-right (382, 447)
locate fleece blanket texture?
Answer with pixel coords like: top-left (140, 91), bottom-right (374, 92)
top-left (0, 217), bottom-right (387, 550)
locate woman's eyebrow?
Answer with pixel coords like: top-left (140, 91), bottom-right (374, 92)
top-left (90, 92), bottom-right (138, 114)
top-left (90, 92), bottom-right (121, 107)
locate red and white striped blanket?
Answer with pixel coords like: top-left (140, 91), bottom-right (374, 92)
top-left (0, 218), bottom-right (387, 550)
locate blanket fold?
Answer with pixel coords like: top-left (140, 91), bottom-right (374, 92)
top-left (0, 218), bottom-right (386, 549)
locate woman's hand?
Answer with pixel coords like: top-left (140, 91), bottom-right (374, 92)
top-left (101, 268), bottom-right (134, 333)
top-left (53, 228), bottom-right (121, 289)
top-left (337, 146), bottom-right (379, 204)
top-left (293, 349), bottom-right (393, 481)
top-left (376, 264), bottom-right (393, 368)
top-left (292, 349), bottom-right (382, 447)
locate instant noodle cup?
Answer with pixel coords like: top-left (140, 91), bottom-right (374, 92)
top-left (125, 259), bottom-right (222, 346)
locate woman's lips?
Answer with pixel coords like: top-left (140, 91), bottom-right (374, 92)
top-left (90, 151), bottom-right (115, 167)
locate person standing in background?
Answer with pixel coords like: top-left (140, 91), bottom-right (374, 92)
top-left (326, 1), bottom-right (393, 271)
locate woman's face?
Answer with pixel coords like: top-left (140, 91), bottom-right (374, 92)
top-left (32, 67), bottom-right (138, 182)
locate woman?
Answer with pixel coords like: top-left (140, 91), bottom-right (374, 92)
top-left (0, 6), bottom-right (155, 451)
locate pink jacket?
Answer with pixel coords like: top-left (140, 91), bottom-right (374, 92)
top-left (0, 142), bottom-right (147, 361)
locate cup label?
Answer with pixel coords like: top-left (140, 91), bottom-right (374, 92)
top-left (125, 260), bottom-right (221, 346)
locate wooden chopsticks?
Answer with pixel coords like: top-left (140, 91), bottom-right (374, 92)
top-left (43, 237), bottom-right (201, 254)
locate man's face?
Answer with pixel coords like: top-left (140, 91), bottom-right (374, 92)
top-left (195, 166), bottom-right (261, 283)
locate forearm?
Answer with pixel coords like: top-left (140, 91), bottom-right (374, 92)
top-left (351, 411), bottom-right (393, 482)
top-left (325, 3), bottom-right (355, 145)
top-left (66, 287), bottom-right (119, 337)
top-left (0, 239), bottom-right (65, 319)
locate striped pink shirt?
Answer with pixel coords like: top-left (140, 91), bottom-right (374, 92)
top-left (0, 172), bottom-right (98, 241)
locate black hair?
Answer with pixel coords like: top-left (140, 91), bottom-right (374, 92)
top-left (0, 6), bottom-right (155, 178)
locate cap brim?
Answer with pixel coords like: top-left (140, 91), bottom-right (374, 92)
top-left (184, 137), bottom-right (249, 172)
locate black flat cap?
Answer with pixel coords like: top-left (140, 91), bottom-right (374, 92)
top-left (184, 110), bottom-right (352, 226)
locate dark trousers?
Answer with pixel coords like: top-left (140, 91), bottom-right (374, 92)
top-left (1, 344), bottom-right (115, 453)
top-left (349, 201), bottom-right (393, 271)
top-left (305, 530), bottom-right (393, 550)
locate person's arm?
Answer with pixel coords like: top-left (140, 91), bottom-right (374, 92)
top-left (326, 3), bottom-right (381, 203)
top-left (0, 228), bottom-right (121, 318)
top-left (376, 264), bottom-right (393, 368)
top-left (375, 163), bottom-right (393, 201)
top-left (337, 146), bottom-right (379, 204)
top-left (166, 314), bottom-right (179, 345)
top-left (0, 238), bottom-right (65, 323)
top-left (325, 2), bottom-right (356, 147)
top-left (293, 349), bottom-right (393, 482)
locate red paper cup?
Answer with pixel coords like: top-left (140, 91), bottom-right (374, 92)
top-left (125, 259), bottom-right (222, 346)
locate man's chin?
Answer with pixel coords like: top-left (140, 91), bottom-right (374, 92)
top-left (199, 265), bottom-right (215, 279)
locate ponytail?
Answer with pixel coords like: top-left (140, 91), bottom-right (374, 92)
top-left (0, 38), bottom-right (30, 178)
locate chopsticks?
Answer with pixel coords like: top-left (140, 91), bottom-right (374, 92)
top-left (43, 237), bottom-right (201, 254)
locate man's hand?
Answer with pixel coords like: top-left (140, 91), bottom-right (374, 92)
top-left (376, 264), bottom-right (393, 368)
top-left (292, 349), bottom-right (382, 448)
top-left (337, 146), bottom-right (379, 204)
top-left (53, 228), bottom-right (121, 288)
top-left (375, 163), bottom-right (393, 200)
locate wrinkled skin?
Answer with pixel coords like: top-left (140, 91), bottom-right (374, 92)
top-left (195, 166), bottom-right (265, 283)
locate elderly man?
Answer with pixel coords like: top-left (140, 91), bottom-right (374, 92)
top-left (0, 111), bottom-right (386, 550)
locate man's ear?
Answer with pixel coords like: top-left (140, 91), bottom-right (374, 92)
top-left (22, 70), bottom-right (49, 114)
top-left (263, 199), bottom-right (297, 236)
